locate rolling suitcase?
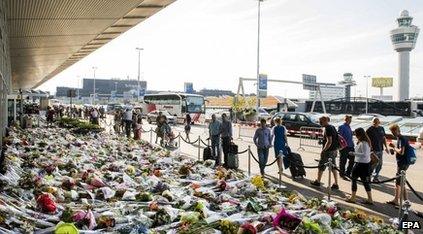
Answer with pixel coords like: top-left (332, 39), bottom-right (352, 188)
top-left (287, 151), bottom-right (306, 179)
top-left (203, 147), bottom-right (213, 161)
top-left (226, 142), bottom-right (239, 169)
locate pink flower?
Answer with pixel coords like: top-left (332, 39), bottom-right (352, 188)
top-left (272, 208), bottom-right (301, 231)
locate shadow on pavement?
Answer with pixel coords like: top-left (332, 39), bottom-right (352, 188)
top-left (264, 174), bottom-right (422, 223)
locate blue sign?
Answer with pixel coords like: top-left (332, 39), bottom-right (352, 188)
top-left (184, 82), bottom-right (194, 94)
top-left (139, 88), bottom-right (146, 97)
top-left (111, 91), bottom-right (117, 98)
top-left (258, 74), bottom-right (267, 98)
top-left (259, 74), bottom-right (267, 90)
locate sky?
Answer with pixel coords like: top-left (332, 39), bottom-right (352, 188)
top-left (38, 0), bottom-right (423, 99)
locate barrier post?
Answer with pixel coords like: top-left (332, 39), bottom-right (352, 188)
top-left (278, 150), bottom-right (282, 188)
top-left (237, 124), bottom-right (242, 140)
top-left (327, 158), bottom-right (333, 201)
top-left (197, 135), bottom-right (201, 161)
top-left (398, 170), bottom-right (406, 220)
top-left (149, 127), bottom-right (153, 144)
top-left (248, 145), bottom-right (251, 177)
top-left (178, 134), bottom-right (181, 148)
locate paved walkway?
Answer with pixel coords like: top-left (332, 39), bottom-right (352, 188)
top-left (102, 119), bottom-right (423, 223)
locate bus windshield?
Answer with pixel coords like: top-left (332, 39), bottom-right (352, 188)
top-left (186, 96), bottom-right (205, 113)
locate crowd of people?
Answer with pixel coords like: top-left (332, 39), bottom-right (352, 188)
top-left (45, 105), bottom-right (107, 126)
top-left (251, 114), bottom-right (415, 206)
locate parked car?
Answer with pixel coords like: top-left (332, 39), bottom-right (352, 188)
top-left (271, 112), bottom-right (321, 134)
top-left (146, 110), bottom-right (176, 125)
top-left (258, 107), bottom-right (271, 120)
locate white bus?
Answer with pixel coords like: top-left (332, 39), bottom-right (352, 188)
top-left (143, 93), bottom-right (205, 123)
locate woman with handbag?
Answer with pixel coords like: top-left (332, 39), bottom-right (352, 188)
top-left (346, 127), bottom-right (373, 205)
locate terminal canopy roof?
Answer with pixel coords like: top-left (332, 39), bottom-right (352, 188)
top-left (7, 0), bottom-right (175, 90)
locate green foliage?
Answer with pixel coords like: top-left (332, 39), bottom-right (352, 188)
top-left (58, 117), bottom-right (103, 134)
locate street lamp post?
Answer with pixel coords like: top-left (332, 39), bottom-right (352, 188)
top-left (365, 75), bottom-right (370, 114)
top-left (92, 66), bottom-right (97, 105)
top-left (135, 47), bottom-right (144, 102)
top-left (256, 0), bottom-right (264, 114)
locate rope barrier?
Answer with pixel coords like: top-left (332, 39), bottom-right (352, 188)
top-left (237, 149), bottom-right (248, 154)
top-left (180, 136), bottom-right (200, 145)
top-left (200, 139), bottom-right (209, 147)
top-left (332, 166), bottom-right (400, 184)
top-left (249, 151), bottom-right (278, 167)
top-left (406, 180), bottom-right (423, 201)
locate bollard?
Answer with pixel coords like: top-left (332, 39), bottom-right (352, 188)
top-left (237, 124), bottom-right (242, 140)
top-left (327, 158), bottom-right (333, 201)
top-left (248, 145), bottom-right (251, 177)
top-left (197, 136), bottom-right (201, 161)
top-left (398, 170), bottom-right (406, 220)
top-left (178, 134), bottom-right (181, 148)
top-left (278, 150), bottom-right (283, 188)
top-left (149, 127), bottom-right (153, 144)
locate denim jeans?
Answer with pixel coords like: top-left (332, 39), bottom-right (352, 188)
top-left (211, 135), bottom-right (221, 165)
top-left (257, 148), bottom-right (269, 175)
top-left (372, 151), bottom-right (383, 178)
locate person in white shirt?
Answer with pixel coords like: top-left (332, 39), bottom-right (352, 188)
top-left (346, 127), bottom-right (373, 204)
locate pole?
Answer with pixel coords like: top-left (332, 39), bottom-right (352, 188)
top-left (398, 170), bottom-right (406, 219)
top-left (92, 66), bottom-right (97, 105)
top-left (256, 0), bottom-right (262, 115)
top-left (136, 47), bottom-right (143, 102)
top-left (365, 75), bottom-right (369, 114)
top-left (197, 135), bottom-right (201, 161)
top-left (178, 134), bottom-right (181, 149)
top-left (248, 145), bottom-right (251, 176)
top-left (327, 158), bottom-right (332, 201)
top-left (237, 124), bottom-right (242, 140)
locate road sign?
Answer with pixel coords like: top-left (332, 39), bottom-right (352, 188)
top-left (139, 88), bottom-right (146, 97)
top-left (302, 74), bottom-right (317, 91)
top-left (258, 74), bottom-right (267, 98)
top-left (184, 82), bottom-right (194, 94)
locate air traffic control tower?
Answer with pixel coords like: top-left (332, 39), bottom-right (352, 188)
top-left (390, 10), bottom-right (419, 101)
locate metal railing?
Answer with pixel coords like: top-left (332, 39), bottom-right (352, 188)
top-left (297, 126), bottom-right (323, 151)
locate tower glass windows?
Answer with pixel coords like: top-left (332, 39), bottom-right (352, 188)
top-left (391, 33), bottom-right (417, 44)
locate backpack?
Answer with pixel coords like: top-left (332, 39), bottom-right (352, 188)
top-left (337, 134), bottom-right (348, 150)
top-left (405, 143), bottom-right (417, 165)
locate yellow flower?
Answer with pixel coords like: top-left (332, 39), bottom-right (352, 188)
top-left (251, 175), bottom-right (265, 190)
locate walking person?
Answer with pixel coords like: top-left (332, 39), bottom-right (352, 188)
top-left (123, 108), bottom-right (133, 138)
top-left (91, 108), bottom-right (99, 125)
top-left (184, 114), bottom-right (192, 141)
top-left (338, 115), bottom-right (355, 180)
top-left (46, 106), bottom-right (55, 127)
top-left (346, 128), bottom-right (373, 204)
top-left (387, 124), bottom-right (412, 206)
top-left (253, 118), bottom-right (272, 176)
top-left (133, 117), bottom-right (142, 140)
top-left (220, 113), bottom-right (233, 167)
top-left (155, 112), bottom-right (163, 144)
top-left (311, 116), bottom-right (339, 189)
top-left (366, 117), bottom-right (389, 182)
top-left (113, 110), bottom-right (122, 134)
top-left (271, 118), bottom-right (288, 174)
top-left (208, 114), bottom-right (222, 166)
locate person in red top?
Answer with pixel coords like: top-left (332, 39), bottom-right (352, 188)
top-left (133, 117), bottom-right (142, 140)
